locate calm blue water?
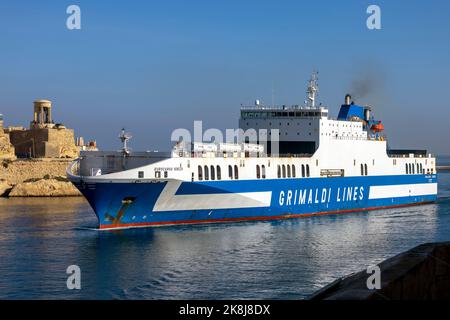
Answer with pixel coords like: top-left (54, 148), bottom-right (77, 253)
top-left (1, 168), bottom-right (450, 299)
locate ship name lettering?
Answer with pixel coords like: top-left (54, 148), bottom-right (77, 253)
top-left (279, 186), bottom-right (365, 207)
top-left (153, 167), bottom-right (183, 171)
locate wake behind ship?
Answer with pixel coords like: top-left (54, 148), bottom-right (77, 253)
top-left (67, 73), bottom-right (437, 230)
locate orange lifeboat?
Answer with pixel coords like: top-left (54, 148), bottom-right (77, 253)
top-left (371, 122), bottom-right (384, 132)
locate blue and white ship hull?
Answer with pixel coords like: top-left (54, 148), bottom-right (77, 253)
top-left (70, 173), bottom-right (437, 230)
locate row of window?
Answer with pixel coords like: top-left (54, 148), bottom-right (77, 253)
top-left (153, 162), bottom-right (431, 180)
top-left (196, 163), bottom-right (313, 181)
top-left (245, 121), bottom-right (313, 126)
top-left (152, 162), bottom-right (430, 180)
top-left (153, 171), bottom-right (167, 179)
top-left (276, 164), bottom-right (310, 178)
top-left (267, 131), bottom-right (312, 136)
top-left (360, 164), bottom-right (368, 176)
top-left (256, 165), bottom-right (267, 179)
top-left (198, 165), bottom-right (223, 181)
top-left (197, 165), bottom-right (245, 181)
top-left (242, 111), bottom-right (325, 118)
top-left (406, 163), bottom-right (423, 175)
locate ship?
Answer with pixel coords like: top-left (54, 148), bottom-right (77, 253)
top-left (67, 73), bottom-right (438, 230)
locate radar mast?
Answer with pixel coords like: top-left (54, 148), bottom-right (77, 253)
top-left (119, 128), bottom-right (132, 155)
top-left (306, 71), bottom-right (319, 109)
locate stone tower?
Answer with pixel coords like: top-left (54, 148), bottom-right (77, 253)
top-left (9, 100), bottom-right (78, 158)
top-left (32, 100), bottom-right (54, 129)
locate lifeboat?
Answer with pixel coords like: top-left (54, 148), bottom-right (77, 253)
top-left (371, 122), bottom-right (384, 132)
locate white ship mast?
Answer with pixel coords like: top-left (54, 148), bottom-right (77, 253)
top-left (119, 128), bottom-right (132, 155)
top-left (306, 71), bottom-right (319, 109)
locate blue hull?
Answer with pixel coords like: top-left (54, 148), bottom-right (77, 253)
top-left (73, 174), bottom-right (437, 229)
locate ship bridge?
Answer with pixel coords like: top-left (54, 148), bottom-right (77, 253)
top-left (239, 72), bottom-right (331, 155)
top-left (238, 73), bottom-right (388, 156)
top-left (240, 105), bottom-right (329, 119)
top-left (239, 104), bottom-right (328, 155)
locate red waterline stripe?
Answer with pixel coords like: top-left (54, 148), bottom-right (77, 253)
top-left (99, 201), bottom-right (435, 230)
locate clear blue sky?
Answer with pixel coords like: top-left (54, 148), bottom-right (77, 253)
top-left (1, 0), bottom-right (449, 153)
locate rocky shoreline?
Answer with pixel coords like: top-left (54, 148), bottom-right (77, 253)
top-left (1, 175), bottom-right (81, 197)
top-left (0, 159), bottom-right (81, 197)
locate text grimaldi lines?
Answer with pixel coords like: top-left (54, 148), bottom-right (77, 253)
top-left (279, 186), bottom-right (366, 206)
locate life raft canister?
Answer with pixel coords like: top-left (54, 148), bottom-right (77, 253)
top-left (371, 122), bottom-right (384, 132)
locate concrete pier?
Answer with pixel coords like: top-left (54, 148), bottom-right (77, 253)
top-left (309, 242), bottom-right (450, 300)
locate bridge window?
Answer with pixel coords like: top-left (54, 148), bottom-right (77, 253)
top-left (292, 165), bottom-right (296, 178)
top-left (361, 164), bottom-right (364, 176)
top-left (416, 164), bottom-right (420, 174)
top-left (406, 163), bottom-right (409, 174)
top-left (412, 164), bottom-right (415, 174)
top-left (420, 163), bottom-right (423, 174)
top-left (198, 165), bottom-right (203, 181)
top-left (277, 165), bottom-right (281, 178)
top-left (228, 165), bottom-right (233, 179)
top-left (282, 165), bottom-right (286, 178)
top-left (256, 165), bottom-right (261, 179)
top-left (138, 171), bottom-right (144, 179)
top-left (204, 165), bottom-right (209, 180)
top-left (302, 164), bottom-right (305, 177)
top-left (364, 164), bottom-right (368, 176)
top-left (217, 165), bottom-right (221, 180)
top-left (234, 165), bottom-right (239, 179)
top-left (306, 164), bottom-right (310, 177)
top-left (287, 165), bottom-right (291, 178)
top-left (262, 165), bottom-right (266, 179)
top-left (210, 165), bottom-right (215, 180)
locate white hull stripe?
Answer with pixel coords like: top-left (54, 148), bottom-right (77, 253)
top-left (369, 183), bottom-right (437, 200)
top-left (153, 181), bottom-right (272, 212)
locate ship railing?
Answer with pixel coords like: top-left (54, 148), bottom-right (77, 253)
top-left (175, 151), bottom-right (313, 158)
top-left (240, 105), bottom-right (304, 111)
top-left (331, 136), bottom-right (369, 141)
top-left (331, 136), bottom-right (386, 142)
top-left (387, 154), bottom-right (430, 159)
top-left (175, 151), bottom-right (266, 158)
top-left (276, 153), bottom-right (314, 158)
top-left (66, 158), bottom-right (81, 180)
top-left (387, 149), bottom-right (430, 158)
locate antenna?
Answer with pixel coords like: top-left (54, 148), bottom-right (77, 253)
top-left (119, 128), bottom-right (132, 155)
top-left (306, 71), bottom-right (319, 109)
top-left (271, 81), bottom-right (275, 108)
